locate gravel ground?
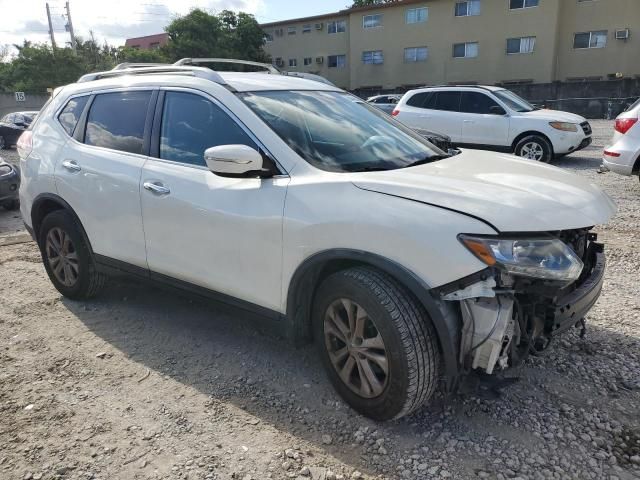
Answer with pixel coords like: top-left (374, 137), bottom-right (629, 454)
top-left (0, 121), bottom-right (639, 480)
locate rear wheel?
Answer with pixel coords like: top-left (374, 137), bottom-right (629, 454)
top-left (514, 135), bottom-right (553, 162)
top-left (313, 267), bottom-right (440, 420)
top-left (39, 210), bottom-right (105, 299)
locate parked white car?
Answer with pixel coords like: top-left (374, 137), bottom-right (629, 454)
top-left (602, 97), bottom-right (640, 180)
top-left (392, 85), bottom-right (593, 163)
top-left (19, 61), bottom-right (616, 421)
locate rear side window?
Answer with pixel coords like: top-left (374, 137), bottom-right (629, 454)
top-left (431, 92), bottom-right (461, 111)
top-left (459, 92), bottom-right (500, 114)
top-left (85, 91), bottom-right (152, 155)
top-left (159, 91), bottom-right (257, 167)
top-left (58, 96), bottom-right (89, 136)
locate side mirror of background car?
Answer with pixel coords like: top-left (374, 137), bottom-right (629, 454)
top-left (204, 145), bottom-right (264, 177)
top-left (489, 106), bottom-right (507, 115)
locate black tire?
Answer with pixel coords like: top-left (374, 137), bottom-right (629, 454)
top-left (2, 199), bottom-right (19, 211)
top-left (313, 266), bottom-right (440, 420)
top-left (514, 134), bottom-right (553, 163)
top-left (39, 210), bottom-right (105, 299)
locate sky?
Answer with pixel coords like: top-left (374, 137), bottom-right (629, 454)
top-left (0, 0), bottom-right (348, 52)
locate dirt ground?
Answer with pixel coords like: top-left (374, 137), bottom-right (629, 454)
top-left (0, 121), bottom-right (639, 480)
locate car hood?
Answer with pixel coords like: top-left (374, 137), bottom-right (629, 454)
top-left (520, 108), bottom-right (586, 123)
top-left (352, 149), bottom-right (617, 232)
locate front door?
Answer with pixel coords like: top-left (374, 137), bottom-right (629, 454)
top-left (459, 92), bottom-right (510, 147)
top-left (140, 90), bottom-right (288, 312)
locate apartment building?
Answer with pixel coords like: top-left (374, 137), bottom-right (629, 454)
top-left (261, 0), bottom-right (640, 92)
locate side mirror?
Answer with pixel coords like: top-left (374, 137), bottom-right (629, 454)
top-left (204, 145), bottom-right (263, 176)
top-left (489, 106), bottom-right (507, 116)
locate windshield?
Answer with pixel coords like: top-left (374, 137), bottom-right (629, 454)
top-left (240, 90), bottom-right (444, 173)
top-left (494, 89), bottom-right (535, 113)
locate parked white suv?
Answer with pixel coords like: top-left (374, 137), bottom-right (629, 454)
top-left (602, 97), bottom-right (640, 180)
top-left (393, 86), bottom-right (593, 163)
top-left (19, 61), bottom-right (616, 421)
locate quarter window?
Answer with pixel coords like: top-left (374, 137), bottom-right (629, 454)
top-left (85, 91), bottom-right (151, 155)
top-left (509, 0), bottom-right (539, 9)
top-left (453, 42), bottom-right (478, 58)
top-left (362, 50), bottom-right (384, 65)
top-left (58, 95), bottom-right (89, 136)
top-left (406, 92), bottom-right (432, 108)
top-left (459, 92), bottom-right (501, 114)
top-left (328, 20), bottom-right (346, 34)
top-left (405, 7), bottom-right (428, 24)
top-left (506, 36), bottom-right (536, 54)
top-left (574, 31), bottom-right (607, 49)
top-left (455, 1), bottom-right (480, 16)
top-left (328, 54), bottom-right (346, 68)
top-left (404, 47), bottom-right (428, 63)
top-left (363, 14), bottom-right (382, 28)
top-left (159, 92), bottom-right (257, 167)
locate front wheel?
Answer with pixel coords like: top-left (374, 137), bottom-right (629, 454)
top-left (514, 135), bottom-right (553, 162)
top-left (313, 267), bottom-right (440, 420)
top-left (39, 210), bottom-right (105, 299)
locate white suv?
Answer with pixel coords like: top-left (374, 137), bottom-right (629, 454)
top-left (393, 86), bottom-right (593, 163)
top-left (602, 97), bottom-right (640, 180)
top-left (19, 61), bottom-right (616, 421)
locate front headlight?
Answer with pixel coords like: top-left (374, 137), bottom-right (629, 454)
top-left (549, 121), bottom-right (578, 132)
top-left (459, 235), bottom-right (584, 282)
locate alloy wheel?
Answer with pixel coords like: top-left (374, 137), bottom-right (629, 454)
top-left (520, 141), bottom-right (545, 161)
top-left (323, 298), bottom-right (389, 398)
top-left (45, 227), bottom-right (79, 287)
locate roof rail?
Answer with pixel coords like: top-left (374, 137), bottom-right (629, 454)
top-left (112, 62), bottom-right (169, 70)
top-left (174, 58), bottom-right (281, 74)
top-left (77, 66), bottom-right (228, 85)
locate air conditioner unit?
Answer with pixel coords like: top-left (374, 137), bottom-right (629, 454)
top-left (615, 29), bottom-right (630, 40)
top-left (316, 56), bottom-right (324, 64)
top-left (315, 23), bottom-right (324, 30)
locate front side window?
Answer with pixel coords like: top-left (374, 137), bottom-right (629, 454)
top-left (459, 92), bottom-right (501, 114)
top-left (328, 20), bottom-right (346, 34)
top-left (506, 36), bottom-right (536, 54)
top-left (574, 30), bottom-right (607, 49)
top-left (455, 0), bottom-right (481, 16)
top-left (160, 92), bottom-right (257, 167)
top-left (58, 95), bottom-right (90, 136)
top-left (362, 50), bottom-right (384, 64)
top-left (453, 42), bottom-right (478, 58)
top-left (404, 46), bottom-right (428, 63)
top-left (328, 54), bottom-right (346, 68)
top-left (241, 91), bottom-right (442, 173)
top-left (85, 91), bottom-right (151, 155)
top-left (406, 7), bottom-right (428, 24)
top-left (363, 14), bottom-right (382, 28)
top-left (510, 0), bottom-right (539, 9)
top-left (493, 89), bottom-right (535, 112)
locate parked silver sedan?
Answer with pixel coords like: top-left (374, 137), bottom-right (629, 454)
top-left (366, 94), bottom-right (402, 115)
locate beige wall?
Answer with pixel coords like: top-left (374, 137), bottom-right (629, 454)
top-left (262, 0), bottom-right (640, 91)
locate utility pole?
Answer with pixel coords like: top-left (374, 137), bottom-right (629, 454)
top-left (65, 2), bottom-right (76, 51)
top-left (46, 3), bottom-right (56, 49)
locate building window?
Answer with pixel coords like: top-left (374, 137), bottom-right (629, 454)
top-left (289, 58), bottom-right (297, 67)
top-left (362, 50), bottom-right (384, 64)
top-left (328, 20), bottom-right (347, 34)
top-left (328, 54), bottom-right (346, 68)
top-left (455, 1), bottom-right (480, 16)
top-left (509, 0), bottom-right (539, 8)
top-left (149, 42), bottom-right (160, 49)
top-left (264, 33), bottom-right (273, 43)
top-left (274, 28), bottom-right (284, 37)
top-left (506, 36), bottom-right (536, 54)
top-left (287, 26), bottom-right (296, 35)
top-left (363, 14), bottom-right (383, 29)
top-left (406, 7), bottom-right (428, 24)
top-left (303, 57), bottom-right (313, 66)
top-left (573, 30), bottom-right (607, 49)
top-left (404, 46), bottom-right (428, 62)
top-left (453, 42), bottom-right (478, 58)
top-left (302, 24), bottom-right (311, 33)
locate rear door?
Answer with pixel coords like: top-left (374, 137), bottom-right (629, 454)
top-left (459, 91), bottom-right (510, 146)
top-left (54, 89), bottom-right (155, 268)
top-left (397, 91), bottom-right (463, 141)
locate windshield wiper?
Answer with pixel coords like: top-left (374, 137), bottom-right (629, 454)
top-left (403, 155), bottom-right (450, 169)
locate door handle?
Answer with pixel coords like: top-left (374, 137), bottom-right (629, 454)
top-left (143, 181), bottom-right (171, 195)
top-left (61, 160), bottom-right (81, 172)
